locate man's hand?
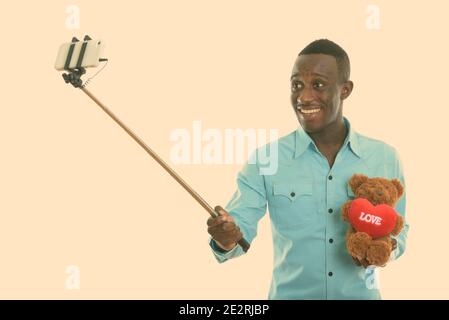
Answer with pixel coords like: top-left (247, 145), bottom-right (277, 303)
top-left (391, 238), bottom-right (397, 251)
top-left (207, 206), bottom-right (243, 251)
top-left (352, 256), bottom-right (371, 268)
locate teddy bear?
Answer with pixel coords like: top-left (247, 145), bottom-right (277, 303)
top-left (341, 174), bottom-right (404, 267)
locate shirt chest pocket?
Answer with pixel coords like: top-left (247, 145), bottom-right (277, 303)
top-left (270, 180), bottom-right (315, 228)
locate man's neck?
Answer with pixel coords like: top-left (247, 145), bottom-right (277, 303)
top-left (308, 119), bottom-right (347, 147)
top-left (307, 119), bottom-right (348, 167)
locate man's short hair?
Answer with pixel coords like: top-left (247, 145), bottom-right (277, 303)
top-left (299, 39), bottom-right (350, 82)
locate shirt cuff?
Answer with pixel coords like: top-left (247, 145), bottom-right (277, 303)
top-left (209, 238), bottom-right (243, 263)
top-left (389, 245), bottom-right (399, 262)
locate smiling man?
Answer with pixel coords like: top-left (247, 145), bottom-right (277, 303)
top-left (207, 39), bottom-right (408, 300)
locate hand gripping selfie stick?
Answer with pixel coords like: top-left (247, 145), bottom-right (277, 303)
top-left (58, 36), bottom-right (250, 252)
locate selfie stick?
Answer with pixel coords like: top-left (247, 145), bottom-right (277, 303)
top-left (60, 36), bottom-right (250, 252)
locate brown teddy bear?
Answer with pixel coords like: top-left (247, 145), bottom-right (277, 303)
top-left (341, 174), bottom-right (404, 267)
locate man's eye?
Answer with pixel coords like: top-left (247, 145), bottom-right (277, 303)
top-left (292, 82), bottom-right (302, 90)
top-left (313, 82), bottom-right (325, 88)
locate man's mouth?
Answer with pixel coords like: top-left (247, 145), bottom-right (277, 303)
top-left (296, 104), bottom-right (323, 122)
top-left (297, 105), bottom-right (322, 114)
top-left (299, 108), bottom-right (321, 114)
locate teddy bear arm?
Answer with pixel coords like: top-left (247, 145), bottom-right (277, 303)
top-left (391, 214), bottom-right (404, 236)
top-left (341, 200), bottom-right (353, 222)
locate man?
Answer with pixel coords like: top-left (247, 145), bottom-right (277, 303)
top-left (207, 39), bottom-right (408, 299)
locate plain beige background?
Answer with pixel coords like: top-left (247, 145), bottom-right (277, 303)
top-left (0, 0), bottom-right (448, 299)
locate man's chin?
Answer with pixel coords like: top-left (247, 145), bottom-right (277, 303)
top-left (302, 124), bottom-right (324, 134)
top-left (297, 117), bottom-right (325, 134)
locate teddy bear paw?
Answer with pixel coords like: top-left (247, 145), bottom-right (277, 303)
top-left (366, 240), bottom-right (392, 267)
top-left (347, 232), bottom-right (371, 260)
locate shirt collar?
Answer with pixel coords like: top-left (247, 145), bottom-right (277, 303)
top-left (294, 117), bottom-right (362, 159)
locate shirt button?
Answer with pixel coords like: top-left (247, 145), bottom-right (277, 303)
top-left (328, 175), bottom-right (333, 180)
top-left (290, 192), bottom-right (295, 197)
top-left (329, 239), bottom-right (334, 244)
top-left (328, 208), bottom-right (333, 214)
top-left (328, 272), bottom-right (333, 277)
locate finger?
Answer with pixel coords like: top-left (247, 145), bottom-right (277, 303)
top-left (214, 229), bottom-right (243, 245)
top-left (391, 238), bottom-right (397, 250)
top-left (207, 215), bottom-right (227, 227)
top-left (214, 205), bottom-right (228, 216)
top-left (208, 223), bottom-right (237, 237)
top-left (221, 222), bottom-right (237, 232)
top-left (361, 258), bottom-right (370, 268)
top-left (214, 206), bottom-right (235, 222)
top-left (207, 217), bottom-right (215, 227)
top-left (352, 257), bottom-right (361, 266)
top-left (208, 221), bottom-right (236, 233)
top-left (207, 225), bottom-right (224, 237)
top-left (207, 224), bottom-right (240, 237)
top-left (233, 229), bottom-right (243, 241)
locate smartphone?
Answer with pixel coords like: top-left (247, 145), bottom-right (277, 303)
top-left (54, 39), bottom-right (104, 71)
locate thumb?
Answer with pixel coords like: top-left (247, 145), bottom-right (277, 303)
top-left (214, 205), bottom-right (234, 222)
top-left (214, 205), bottom-right (228, 216)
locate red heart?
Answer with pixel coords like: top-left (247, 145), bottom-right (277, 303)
top-left (348, 198), bottom-right (397, 238)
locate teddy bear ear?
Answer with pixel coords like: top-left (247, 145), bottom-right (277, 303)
top-left (348, 174), bottom-right (369, 192)
top-left (391, 179), bottom-right (404, 198)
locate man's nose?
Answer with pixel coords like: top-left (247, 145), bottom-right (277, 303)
top-left (297, 87), bottom-right (315, 104)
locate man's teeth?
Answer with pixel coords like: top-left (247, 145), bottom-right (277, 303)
top-left (300, 108), bottom-right (321, 114)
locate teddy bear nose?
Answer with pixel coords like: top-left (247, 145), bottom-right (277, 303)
top-left (376, 190), bottom-right (383, 196)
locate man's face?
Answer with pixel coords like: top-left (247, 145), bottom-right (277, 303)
top-left (290, 53), bottom-right (352, 133)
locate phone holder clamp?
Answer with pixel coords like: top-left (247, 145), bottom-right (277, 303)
top-left (61, 35), bottom-right (91, 88)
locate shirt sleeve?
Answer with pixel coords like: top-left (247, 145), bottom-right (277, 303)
top-left (209, 151), bottom-right (268, 263)
top-left (390, 149), bottom-right (409, 261)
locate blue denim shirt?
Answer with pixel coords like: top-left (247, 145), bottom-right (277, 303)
top-left (209, 118), bottom-right (408, 299)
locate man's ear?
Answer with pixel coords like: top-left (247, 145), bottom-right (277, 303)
top-left (341, 81), bottom-right (354, 100)
top-left (349, 174), bottom-right (368, 193)
top-left (391, 179), bottom-right (404, 198)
